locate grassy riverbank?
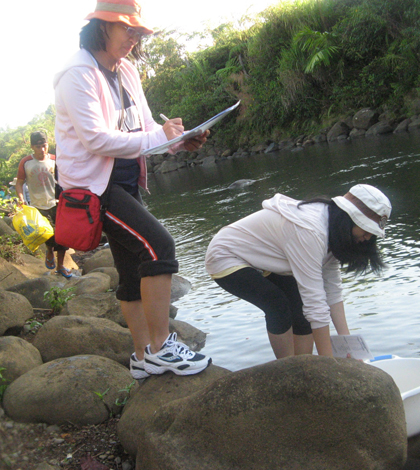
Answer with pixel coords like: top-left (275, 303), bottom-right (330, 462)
top-left (1, 0), bottom-right (419, 184)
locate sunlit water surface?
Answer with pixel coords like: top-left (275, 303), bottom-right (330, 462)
top-left (144, 132), bottom-right (420, 371)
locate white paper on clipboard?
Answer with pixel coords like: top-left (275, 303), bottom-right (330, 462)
top-left (143, 101), bottom-right (241, 155)
top-left (330, 335), bottom-right (374, 360)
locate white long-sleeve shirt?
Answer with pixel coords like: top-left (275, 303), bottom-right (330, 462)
top-left (205, 194), bottom-right (343, 329)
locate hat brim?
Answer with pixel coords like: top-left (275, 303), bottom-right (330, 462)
top-left (85, 11), bottom-right (154, 35)
top-left (332, 196), bottom-right (385, 238)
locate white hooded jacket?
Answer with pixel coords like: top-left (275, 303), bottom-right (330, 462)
top-left (205, 194), bottom-right (343, 329)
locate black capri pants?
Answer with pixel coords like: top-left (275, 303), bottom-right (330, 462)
top-left (102, 184), bottom-right (179, 302)
top-left (215, 267), bottom-right (312, 335)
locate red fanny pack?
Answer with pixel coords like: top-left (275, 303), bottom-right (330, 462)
top-left (55, 189), bottom-right (105, 252)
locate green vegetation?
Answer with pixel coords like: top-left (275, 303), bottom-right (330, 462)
top-left (1, 0), bottom-right (419, 167)
top-left (0, 105), bottom-right (55, 187)
top-left (0, 367), bottom-right (8, 401)
top-left (115, 380), bottom-right (136, 407)
top-left (0, 233), bottom-right (33, 264)
top-left (43, 286), bottom-right (76, 314)
top-left (139, 0), bottom-right (420, 145)
top-left (24, 319), bottom-right (44, 334)
top-left (93, 381), bottom-right (136, 417)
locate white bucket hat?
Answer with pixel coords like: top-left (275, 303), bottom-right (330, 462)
top-left (332, 184), bottom-right (392, 238)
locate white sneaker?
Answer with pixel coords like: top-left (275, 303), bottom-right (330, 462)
top-left (130, 353), bottom-right (150, 380)
top-left (144, 332), bottom-right (211, 376)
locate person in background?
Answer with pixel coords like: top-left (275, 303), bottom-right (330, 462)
top-left (7, 178), bottom-right (17, 200)
top-left (53, 0), bottom-right (211, 379)
top-left (15, 131), bottom-right (72, 278)
top-left (205, 184), bottom-right (392, 359)
top-left (22, 183), bottom-right (31, 205)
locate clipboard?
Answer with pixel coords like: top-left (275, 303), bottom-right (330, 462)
top-left (143, 101), bottom-right (240, 155)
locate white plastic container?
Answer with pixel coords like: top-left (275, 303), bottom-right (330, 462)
top-left (366, 355), bottom-right (420, 438)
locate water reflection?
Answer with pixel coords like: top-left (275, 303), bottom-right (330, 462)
top-left (145, 131), bottom-right (420, 370)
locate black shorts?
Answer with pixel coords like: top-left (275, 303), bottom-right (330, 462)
top-left (102, 184), bottom-right (178, 302)
top-left (215, 267), bottom-right (312, 335)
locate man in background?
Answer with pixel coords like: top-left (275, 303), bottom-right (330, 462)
top-left (15, 131), bottom-right (72, 278)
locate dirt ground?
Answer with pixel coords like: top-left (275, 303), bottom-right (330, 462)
top-left (0, 408), bottom-right (135, 470)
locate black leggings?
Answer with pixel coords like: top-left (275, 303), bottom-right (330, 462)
top-left (215, 267), bottom-right (312, 335)
top-left (102, 184), bottom-right (178, 302)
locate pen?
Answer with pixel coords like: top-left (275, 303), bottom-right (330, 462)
top-left (160, 113), bottom-right (185, 135)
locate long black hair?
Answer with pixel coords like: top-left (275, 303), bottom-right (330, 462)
top-left (299, 197), bottom-right (385, 275)
top-left (79, 18), bottom-right (144, 61)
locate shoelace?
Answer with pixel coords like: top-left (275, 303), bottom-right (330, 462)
top-left (165, 339), bottom-right (195, 359)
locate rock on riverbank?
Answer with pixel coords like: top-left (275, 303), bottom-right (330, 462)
top-left (148, 102), bottom-right (420, 175)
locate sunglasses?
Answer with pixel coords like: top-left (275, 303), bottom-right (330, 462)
top-left (120, 24), bottom-right (143, 41)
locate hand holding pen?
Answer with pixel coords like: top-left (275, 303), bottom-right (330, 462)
top-left (159, 113), bottom-right (184, 141)
top-left (160, 113), bottom-right (210, 152)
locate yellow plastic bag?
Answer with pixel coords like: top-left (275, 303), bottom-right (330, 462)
top-left (12, 205), bottom-right (54, 252)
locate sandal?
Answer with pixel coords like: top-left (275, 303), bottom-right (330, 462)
top-left (55, 268), bottom-right (73, 279)
top-left (45, 254), bottom-right (56, 270)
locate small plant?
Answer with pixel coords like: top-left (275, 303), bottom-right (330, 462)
top-left (93, 387), bottom-right (112, 416)
top-left (0, 191), bottom-right (19, 219)
top-left (0, 367), bottom-right (9, 401)
top-left (93, 388), bottom-right (110, 401)
top-left (115, 380), bottom-right (136, 407)
top-left (24, 319), bottom-right (43, 334)
top-left (0, 233), bottom-right (31, 264)
top-left (92, 381), bottom-right (136, 418)
top-left (43, 286), bottom-right (76, 313)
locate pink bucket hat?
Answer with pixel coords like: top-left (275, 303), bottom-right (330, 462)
top-left (85, 0), bottom-right (153, 35)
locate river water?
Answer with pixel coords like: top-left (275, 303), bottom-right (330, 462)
top-left (144, 131), bottom-right (420, 371)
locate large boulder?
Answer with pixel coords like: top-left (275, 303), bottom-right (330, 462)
top-left (0, 336), bottom-right (43, 383)
top-left (408, 118), bottom-right (420, 131)
top-left (353, 108), bottom-right (379, 129)
top-left (32, 315), bottom-right (208, 367)
top-left (10, 252), bottom-right (78, 280)
top-left (169, 319), bottom-right (207, 351)
top-left (32, 315), bottom-right (134, 366)
top-left (6, 277), bottom-right (53, 309)
top-left (134, 356), bottom-right (407, 470)
top-left (408, 434), bottom-right (420, 460)
top-left (0, 257), bottom-right (28, 289)
top-left (394, 118), bottom-right (411, 133)
top-left (159, 160), bottom-right (181, 173)
top-left (118, 365), bottom-right (231, 457)
top-left (82, 248), bottom-right (114, 274)
top-left (89, 267), bottom-right (119, 290)
top-left (66, 271), bottom-right (111, 295)
top-left (349, 127), bottom-right (366, 138)
top-left (3, 355), bottom-right (136, 426)
top-left (0, 290), bottom-right (33, 336)
top-left (0, 218), bottom-right (15, 236)
top-left (366, 121), bottom-right (394, 136)
top-left (327, 121), bottom-right (350, 142)
top-left (170, 275), bottom-right (191, 302)
top-left (61, 292), bottom-right (125, 326)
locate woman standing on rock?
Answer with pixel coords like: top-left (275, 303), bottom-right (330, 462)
top-left (205, 184), bottom-right (391, 359)
top-left (54, 0), bottom-right (211, 379)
